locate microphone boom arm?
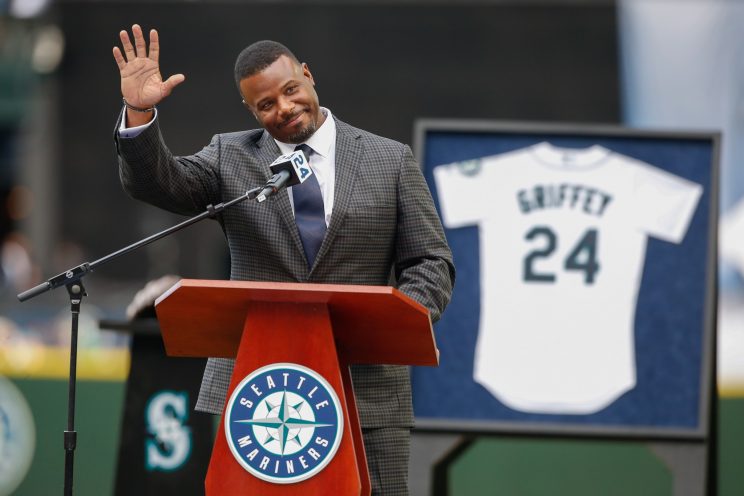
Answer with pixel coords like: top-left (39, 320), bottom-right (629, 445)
top-left (17, 186), bottom-right (263, 302)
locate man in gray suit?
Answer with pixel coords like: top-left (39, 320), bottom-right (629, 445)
top-left (113, 24), bottom-right (454, 495)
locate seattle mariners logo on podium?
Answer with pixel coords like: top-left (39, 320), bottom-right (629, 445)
top-left (224, 363), bottom-right (343, 484)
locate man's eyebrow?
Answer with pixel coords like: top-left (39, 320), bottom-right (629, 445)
top-left (281, 78), bottom-right (299, 89)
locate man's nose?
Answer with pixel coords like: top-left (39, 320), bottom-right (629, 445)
top-left (278, 97), bottom-right (295, 116)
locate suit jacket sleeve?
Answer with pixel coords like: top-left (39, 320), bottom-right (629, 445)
top-left (115, 112), bottom-right (222, 216)
top-left (393, 145), bottom-right (455, 323)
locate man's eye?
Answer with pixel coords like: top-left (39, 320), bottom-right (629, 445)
top-left (260, 102), bottom-right (273, 111)
top-left (285, 86), bottom-right (297, 94)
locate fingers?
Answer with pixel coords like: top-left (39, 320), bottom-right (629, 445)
top-left (148, 29), bottom-right (159, 63)
top-left (119, 29), bottom-right (136, 62)
top-left (112, 46), bottom-right (126, 71)
top-left (132, 24), bottom-right (146, 58)
top-left (162, 74), bottom-right (186, 96)
top-left (117, 25), bottom-right (153, 62)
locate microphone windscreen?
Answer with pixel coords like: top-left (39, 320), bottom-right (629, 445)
top-left (269, 150), bottom-right (312, 187)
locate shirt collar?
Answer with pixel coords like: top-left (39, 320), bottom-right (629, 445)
top-left (274, 107), bottom-right (336, 158)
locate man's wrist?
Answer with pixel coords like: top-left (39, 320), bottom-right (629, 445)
top-left (123, 104), bottom-right (155, 129)
top-left (122, 98), bottom-right (155, 113)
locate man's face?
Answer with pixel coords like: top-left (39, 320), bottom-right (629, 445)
top-left (239, 55), bottom-right (325, 144)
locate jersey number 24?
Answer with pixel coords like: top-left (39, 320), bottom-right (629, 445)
top-left (523, 226), bottom-right (599, 284)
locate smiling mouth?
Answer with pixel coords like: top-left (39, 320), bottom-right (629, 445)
top-left (282, 112), bottom-right (304, 128)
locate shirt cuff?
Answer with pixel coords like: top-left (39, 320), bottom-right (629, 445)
top-left (118, 106), bottom-right (158, 138)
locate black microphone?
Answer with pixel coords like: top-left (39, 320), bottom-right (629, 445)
top-left (256, 149), bottom-right (313, 202)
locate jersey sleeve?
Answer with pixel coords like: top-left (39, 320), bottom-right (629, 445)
top-left (433, 160), bottom-right (488, 228)
top-left (632, 162), bottom-right (703, 244)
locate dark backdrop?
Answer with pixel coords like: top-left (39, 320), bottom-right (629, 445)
top-left (57, 1), bottom-right (619, 281)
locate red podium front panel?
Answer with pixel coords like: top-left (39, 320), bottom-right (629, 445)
top-left (155, 280), bottom-right (438, 496)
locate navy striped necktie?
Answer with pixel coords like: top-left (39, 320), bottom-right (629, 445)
top-left (293, 144), bottom-right (326, 268)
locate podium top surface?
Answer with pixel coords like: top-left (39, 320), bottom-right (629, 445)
top-left (155, 279), bottom-right (438, 366)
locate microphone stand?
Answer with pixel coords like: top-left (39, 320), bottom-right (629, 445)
top-left (17, 186), bottom-right (262, 496)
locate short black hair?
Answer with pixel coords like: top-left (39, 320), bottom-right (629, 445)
top-left (234, 40), bottom-right (299, 88)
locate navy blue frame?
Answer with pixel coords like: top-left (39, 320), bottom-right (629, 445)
top-left (412, 120), bottom-right (719, 439)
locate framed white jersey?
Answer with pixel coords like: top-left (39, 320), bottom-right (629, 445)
top-left (434, 142), bottom-right (702, 415)
top-left (411, 120), bottom-right (718, 439)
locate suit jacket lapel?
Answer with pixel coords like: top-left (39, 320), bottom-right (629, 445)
top-left (312, 119), bottom-right (362, 270)
top-left (255, 131), bottom-right (307, 264)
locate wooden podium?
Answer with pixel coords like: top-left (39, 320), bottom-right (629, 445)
top-left (154, 279), bottom-right (439, 496)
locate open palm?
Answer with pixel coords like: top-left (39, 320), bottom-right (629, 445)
top-left (113, 25), bottom-right (184, 109)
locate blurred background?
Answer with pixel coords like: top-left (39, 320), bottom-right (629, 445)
top-left (0, 0), bottom-right (742, 494)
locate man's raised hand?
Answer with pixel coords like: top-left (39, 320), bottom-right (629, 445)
top-left (112, 25), bottom-right (185, 111)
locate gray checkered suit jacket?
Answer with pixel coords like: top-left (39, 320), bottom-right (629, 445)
top-left (115, 114), bottom-right (454, 428)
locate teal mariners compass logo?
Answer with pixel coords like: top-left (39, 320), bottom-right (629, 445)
top-left (224, 363), bottom-right (343, 484)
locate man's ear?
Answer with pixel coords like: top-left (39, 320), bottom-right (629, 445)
top-left (301, 62), bottom-right (315, 86)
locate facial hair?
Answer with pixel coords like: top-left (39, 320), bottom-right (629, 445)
top-left (286, 119), bottom-right (317, 144)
